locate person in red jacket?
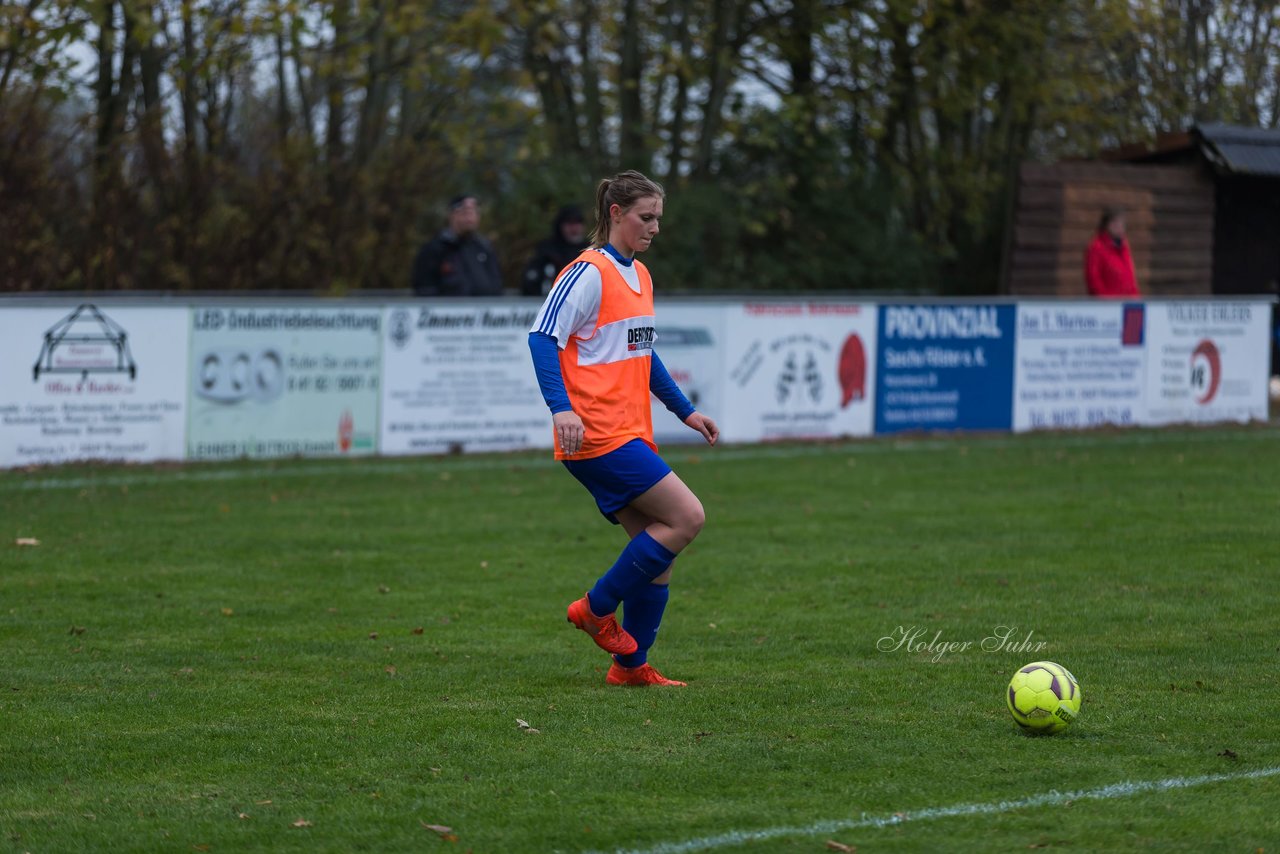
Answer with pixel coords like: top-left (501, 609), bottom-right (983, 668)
top-left (1084, 209), bottom-right (1140, 298)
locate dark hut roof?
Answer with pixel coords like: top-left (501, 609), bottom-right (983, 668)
top-left (1194, 123), bottom-right (1280, 177)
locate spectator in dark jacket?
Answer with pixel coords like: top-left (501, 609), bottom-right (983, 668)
top-left (1084, 209), bottom-right (1140, 298)
top-left (412, 194), bottom-right (503, 296)
top-left (521, 205), bottom-right (588, 296)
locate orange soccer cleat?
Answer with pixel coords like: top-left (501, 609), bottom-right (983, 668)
top-left (566, 594), bottom-right (638, 656)
top-left (606, 661), bottom-right (687, 687)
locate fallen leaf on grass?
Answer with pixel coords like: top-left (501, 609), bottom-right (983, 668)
top-left (291, 818), bottom-right (312, 828)
top-left (1219, 748), bottom-right (1239, 760)
top-left (68, 626), bottom-right (86, 635)
top-left (516, 718), bottom-right (540, 734)
top-left (412, 627), bottom-right (425, 635)
top-left (15, 538), bottom-right (40, 547)
top-left (420, 821), bottom-right (457, 841)
top-left (255, 800), bottom-right (272, 805)
top-left (237, 813), bottom-right (250, 820)
top-left (826, 841), bottom-right (856, 852)
top-left (378, 585), bottom-right (390, 594)
top-left (220, 608), bottom-right (234, 617)
top-left (369, 632), bottom-right (379, 639)
top-left (385, 666), bottom-right (397, 677)
top-left (193, 844), bottom-right (210, 851)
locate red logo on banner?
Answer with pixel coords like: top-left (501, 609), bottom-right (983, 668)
top-left (838, 334), bottom-right (867, 407)
top-left (338, 410), bottom-right (354, 452)
top-left (1121, 304), bottom-right (1145, 346)
top-left (1190, 340), bottom-right (1221, 405)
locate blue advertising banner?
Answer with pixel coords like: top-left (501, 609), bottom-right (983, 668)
top-left (874, 304), bottom-right (1016, 434)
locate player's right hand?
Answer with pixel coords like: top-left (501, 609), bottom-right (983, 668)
top-left (553, 410), bottom-right (585, 454)
top-left (684, 411), bottom-right (719, 446)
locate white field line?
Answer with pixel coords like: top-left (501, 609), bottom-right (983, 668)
top-left (591, 765), bottom-right (1280, 854)
top-left (3, 425), bottom-right (1277, 493)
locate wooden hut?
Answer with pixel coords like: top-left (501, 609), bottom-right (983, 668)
top-left (1003, 161), bottom-right (1214, 297)
top-left (1004, 123), bottom-right (1280, 299)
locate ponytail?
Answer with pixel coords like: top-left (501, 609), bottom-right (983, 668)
top-left (590, 170), bottom-right (665, 248)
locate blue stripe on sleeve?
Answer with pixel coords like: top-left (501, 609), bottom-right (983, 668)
top-left (537, 264), bottom-right (574, 334)
top-left (546, 262), bottom-right (588, 329)
top-left (649, 350), bottom-right (696, 421)
top-left (539, 262), bottom-right (588, 335)
top-left (528, 331), bottom-right (573, 414)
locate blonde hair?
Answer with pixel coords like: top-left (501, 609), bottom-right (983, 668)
top-left (590, 170), bottom-right (665, 248)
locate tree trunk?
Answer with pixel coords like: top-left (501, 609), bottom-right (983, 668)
top-left (693, 0), bottom-right (740, 178)
top-left (356, 0), bottom-right (389, 168)
top-left (91, 0), bottom-right (138, 289)
top-left (577, 0), bottom-right (606, 169)
top-left (275, 14), bottom-right (291, 146)
top-left (783, 0), bottom-right (817, 200)
top-left (883, 11), bottom-right (928, 240)
top-left (523, 11), bottom-right (582, 158)
top-left (138, 0), bottom-right (170, 205)
top-left (326, 0), bottom-right (350, 172)
top-left (618, 0), bottom-right (646, 168)
top-left (290, 14), bottom-right (316, 150)
top-left (664, 0), bottom-right (692, 185)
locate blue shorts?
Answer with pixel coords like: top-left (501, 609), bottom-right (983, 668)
top-left (563, 439), bottom-right (672, 524)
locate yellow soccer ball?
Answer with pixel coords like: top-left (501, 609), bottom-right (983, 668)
top-left (1007, 661), bottom-right (1081, 734)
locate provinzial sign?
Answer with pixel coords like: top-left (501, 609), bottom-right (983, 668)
top-left (874, 303), bottom-right (1016, 434)
top-left (0, 304), bottom-right (188, 466)
top-left (380, 303), bottom-right (552, 455)
top-left (186, 306), bottom-right (381, 459)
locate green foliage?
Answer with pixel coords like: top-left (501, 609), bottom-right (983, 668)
top-left (654, 105), bottom-right (937, 292)
top-left (1, 0), bottom-right (1278, 292)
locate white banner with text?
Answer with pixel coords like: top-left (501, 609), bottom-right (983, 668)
top-left (0, 304), bottom-right (188, 466)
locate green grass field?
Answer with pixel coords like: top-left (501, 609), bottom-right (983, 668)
top-left (3, 426), bottom-right (1279, 853)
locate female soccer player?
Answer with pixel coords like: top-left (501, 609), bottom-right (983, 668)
top-left (527, 170), bottom-right (718, 687)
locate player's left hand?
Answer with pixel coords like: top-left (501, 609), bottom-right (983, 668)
top-left (684, 412), bottom-right (719, 446)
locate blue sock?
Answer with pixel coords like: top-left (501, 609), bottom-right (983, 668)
top-left (615, 581), bottom-right (670, 668)
top-left (586, 530), bottom-right (676, 616)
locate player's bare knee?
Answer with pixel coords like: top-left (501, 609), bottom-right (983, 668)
top-left (681, 499), bottom-right (706, 540)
